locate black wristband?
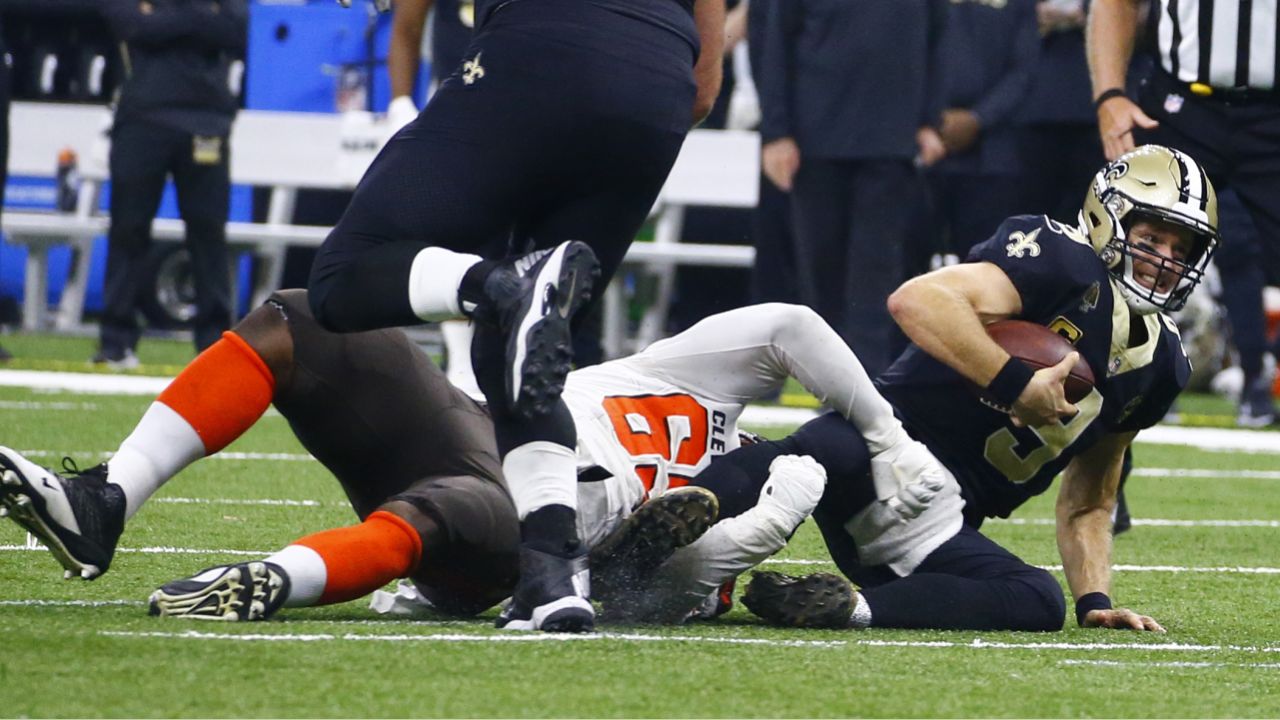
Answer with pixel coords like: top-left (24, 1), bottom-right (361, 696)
top-left (1075, 592), bottom-right (1113, 626)
top-left (1094, 88), bottom-right (1127, 110)
top-left (986, 357), bottom-right (1036, 408)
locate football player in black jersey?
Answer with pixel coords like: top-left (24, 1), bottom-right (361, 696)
top-left (728, 145), bottom-right (1219, 633)
top-left (306, 0), bottom-right (725, 633)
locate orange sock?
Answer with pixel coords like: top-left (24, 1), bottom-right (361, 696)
top-left (295, 511), bottom-right (423, 606)
top-left (157, 331), bottom-right (275, 454)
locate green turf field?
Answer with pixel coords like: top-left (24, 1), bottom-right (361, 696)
top-left (1, 376), bottom-right (1278, 717)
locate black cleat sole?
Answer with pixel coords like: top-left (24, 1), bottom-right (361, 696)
top-left (591, 486), bottom-right (719, 608)
top-left (742, 571), bottom-right (856, 629)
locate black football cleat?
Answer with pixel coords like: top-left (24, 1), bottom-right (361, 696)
top-left (742, 570), bottom-right (856, 629)
top-left (590, 486), bottom-right (720, 612)
top-left (495, 545), bottom-right (595, 633)
top-left (478, 241), bottom-right (601, 419)
top-left (149, 561), bottom-right (290, 621)
top-left (0, 447), bottom-right (125, 579)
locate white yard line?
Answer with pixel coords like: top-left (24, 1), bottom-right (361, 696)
top-left (4, 369), bottom-right (1278, 453)
top-left (0, 544), bottom-right (270, 556)
top-left (738, 406), bottom-right (1280, 453)
top-left (1059, 659), bottom-right (1280, 669)
top-left (152, 497), bottom-right (323, 507)
top-left (762, 558), bottom-right (1280, 574)
top-left (94, 629), bottom-right (1280, 657)
top-left (994, 518), bottom-right (1280, 527)
top-left (0, 599), bottom-right (142, 607)
top-left (4, 543), bottom-right (1275, 575)
top-left (97, 629), bottom-right (848, 648)
top-left (15, 450), bottom-right (315, 463)
top-left (0, 400), bottom-right (100, 411)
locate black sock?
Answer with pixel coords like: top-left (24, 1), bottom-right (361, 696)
top-left (457, 260), bottom-right (501, 312)
top-left (522, 504), bottom-right (580, 555)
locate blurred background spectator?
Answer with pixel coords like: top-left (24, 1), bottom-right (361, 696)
top-left (94, 0), bottom-right (248, 369)
top-left (743, 0), bottom-right (799, 310)
top-left (757, 0), bottom-right (947, 376)
top-left (1017, 0), bottom-right (1104, 222)
top-left (927, 0), bottom-right (1038, 259)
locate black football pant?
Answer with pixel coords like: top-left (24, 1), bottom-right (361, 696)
top-left (1136, 68), bottom-right (1280, 390)
top-left (695, 412), bottom-right (1066, 631)
top-left (101, 119), bottom-right (232, 354)
top-left (308, 0), bottom-right (694, 451)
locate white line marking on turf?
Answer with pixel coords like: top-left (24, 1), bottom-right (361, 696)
top-left (0, 370), bottom-right (171, 395)
top-left (98, 630), bottom-right (848, 648)
top-left (0, 400), bottom-right (100, 411)
top-left (1131, 468), bottom-right (1280, 479)
top-left (16, 449), bottom-right (316, 463)
top-left (0, 599), bottom-right (143, 607)
top-left (738, 407), bottom-right (1280, 454)
top-left (763, 558), bottom-right (1280, 574)
top-left (0, 545), bottom-right (270, 556)
top-left (153, 497), bottom-right (322, 507)
top-left (5, 543), bottom-right (1278, 575)
top-left (1058, 659), bottom-right (1280, 669)
top-left (994, 518), bottom-right (1280, 528)
top-left (96, 630), bottom-right (1280, 656)
top-left (4, 369), bottom-right (1278, 453)
top-left (852, 638), bottom-right (1279, 653)
top-left (13, 444), bottom-right (1280, 477)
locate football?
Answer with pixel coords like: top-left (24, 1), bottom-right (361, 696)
top-left (985, 319), bottom-right (1096, 403)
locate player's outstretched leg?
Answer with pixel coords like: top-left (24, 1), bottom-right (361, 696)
top-left (0, 309), bottom-right (280, 580)
top-left (149, 561), bottom-right (290, 621)
top-left (471, 240), bottom-right (600, 418)
top-left (590, 486), bottom-right (719, 610)
top-left (0, 448), bottom-right (125, 579)
top-left (742, 571), bottom-right (859, 629)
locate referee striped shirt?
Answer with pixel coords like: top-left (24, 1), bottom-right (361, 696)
top-left (1152, 0), bottom-right (1279, 90)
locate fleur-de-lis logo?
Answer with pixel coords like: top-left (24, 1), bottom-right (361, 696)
top-left (462, 52), bottom-right (485, 85)
top-left (1005, 228), bottom-right (1041, 259)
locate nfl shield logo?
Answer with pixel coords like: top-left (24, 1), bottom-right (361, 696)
top-left (1164, 93), bottom-right (1185, 114)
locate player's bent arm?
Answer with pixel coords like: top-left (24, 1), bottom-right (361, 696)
top-left (888, 262), bottom-right (1080, 427)
top-left (887, 262), bottom-right (1022, 387)
top-left (691, 0), bottom-right (727, 126)
top-left (1056, 431), bottom-right (1165, 632)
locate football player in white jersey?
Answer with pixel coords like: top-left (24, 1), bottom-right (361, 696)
top-left (1, 290), bottom-right (940, 623)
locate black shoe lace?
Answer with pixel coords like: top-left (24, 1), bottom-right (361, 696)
top-left (60, 457), bottom-right (107, 481)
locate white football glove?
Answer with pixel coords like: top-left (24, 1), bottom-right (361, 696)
top-left (869, 438), bottom-right (949, 522)
top-left (387, 95), bottom-right (419, 132)
top-left (758, 454), bottom-right (827, 532)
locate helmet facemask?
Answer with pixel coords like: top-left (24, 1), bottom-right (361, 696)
top-left (1102, 201), bottom-right (1219, 315)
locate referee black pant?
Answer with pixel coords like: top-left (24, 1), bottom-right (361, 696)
top-left (1136, 68), bottom-right (1280, 389)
